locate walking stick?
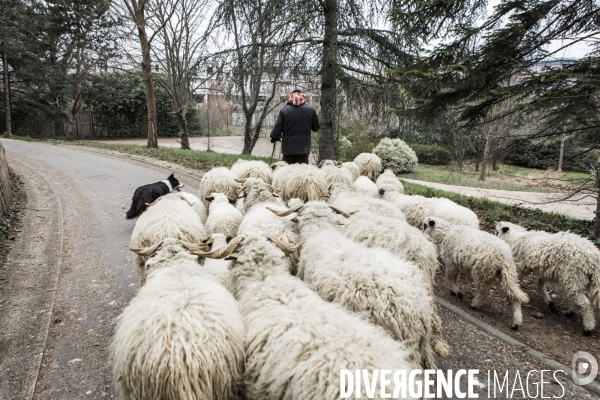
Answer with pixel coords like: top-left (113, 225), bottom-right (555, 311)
top-left (269, 141), bottom-right (277, 165)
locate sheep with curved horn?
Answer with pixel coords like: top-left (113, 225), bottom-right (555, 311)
top-left (230, 159), bottom-right (273, 184)
top-left (270, 201), bottom-right (437, 369)
top-left (199, 233), bottom-right (418, 400)
top-left (112, 238), bottom-right (245, 400)
top-left (199, 167), bottom-right (241, 209)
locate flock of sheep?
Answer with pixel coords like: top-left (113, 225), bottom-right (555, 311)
top-left (111, 153), bottom-right (600, 400)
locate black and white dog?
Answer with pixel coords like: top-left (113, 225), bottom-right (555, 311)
top-left (125, 173), bottom-right (184, 219)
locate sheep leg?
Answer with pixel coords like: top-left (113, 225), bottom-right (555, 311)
top-left (510, 300), bottom-right (523, 331)
top-left (537, 278), bottom-right (555, 311)
top-left (446, 267), bottom-right (462, 299)
top-left (572, 293), bottom-right (595, 336)
top-left (566, 301), bottom-right (580, 318)
top-left (471, 283), bottom-right (492, 309)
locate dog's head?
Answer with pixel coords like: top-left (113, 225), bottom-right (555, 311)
top-left (167, 173), bottom-right (184, 191)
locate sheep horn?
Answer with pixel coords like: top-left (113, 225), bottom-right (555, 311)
top-left (266, 235), bottom-right (303, 256)
top-left (240, 170), bottom-right (252, 179)
top-left (125, 241), bottom-right (163, 256)
top-left (268, 184), bottom-right (282, 193)
top-left (329, 206), bottom-right (358, 219)
top-left (178, 194), bottom-right (196, 207)
top-left (192, 236), bottom-right (245, 258)
top-left (317, 160), bottom-right (325, 168)
top-left (145, 196), bottom-right (164, 207)
top-left (266, 205), bottom-right (303, 217)
top-left (178, 238), bottom-right (213, 252)
top-left (234, 178), bottom-right (246, 183)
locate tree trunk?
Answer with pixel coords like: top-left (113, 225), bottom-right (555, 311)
top-left (318, 0), bottom-right (338, 162)
top-left (475, 161), bottom-right (479, 172)
top-left (492, 157), bottom-right (498, 171)
top-left (176, 109), bottom-right (191, 150)
top-left (479, 133), bottom-right (490, 181)
top-left (2, 47), bottom-right (11, 138)
top-left (242, 114), bottom-right (254, 154)
top-left (557, 137), bottom-right (565, 172)
top-left (595, 163), bottom-right (600, 238)
top-left (66, 85), bottom-right (82, 140)
top-left (136, 17), bottom-right (158, 148)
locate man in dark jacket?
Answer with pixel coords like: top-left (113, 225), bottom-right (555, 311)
top-left (270, 89), bottom-right (320, 164)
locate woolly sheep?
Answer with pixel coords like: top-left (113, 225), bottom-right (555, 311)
top-left (496, 221), bottom-right (600, 335)
top-left (113, 239), bottom-right (245, 400)
top-left (236, 178), bottom-right (299, 259)
top-left (376, 169), bottom-right (404, 193)
top-left (230, 159), bottom-right (272, 184)
top-left (424, 217), bottom-right (529, 330)
top-left (320, 164), bottom-right (354, 186)
top-left (199, 234), bottom-right (418, 400)
top-left (274, 201), bottom-right (436, 369)
top-left (328, 182), bottom-right (406, 222)
top-left (341, 161), bottom-right (360, 180)
top-left (354, 175), bottom-right (379, 197)
top-left (338, 210), bottom-right (449, 357)
top-left (205, 193), bottom-right (243, 236)
top-left (271, 163), bottom-right (328, 202)
top-left (379, 186), bottom-right (479, 229)
top-left (270, 161), bottom-right (289, 188)
top-left (177, 191), bottom-right (208, 224)
top-left (199, 167), bottom-right (240, 208)
top-left (353, 152), bottom-right (382, 181)
top-left (130, 193), bottom-right (208, 285)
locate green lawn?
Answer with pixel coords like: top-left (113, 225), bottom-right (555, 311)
top-left (401, 163), bottom-right (591, 193)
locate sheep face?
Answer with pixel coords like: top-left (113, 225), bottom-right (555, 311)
top-left (132, 238), bottom-right (200, 277)
top-left (495, 221), bottom-right (524, 237)
top-left (292, 201), bottom-right (354, 238)
top-left (422, 217), bottom-right (446, 235)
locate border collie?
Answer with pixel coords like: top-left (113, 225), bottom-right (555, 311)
top-left (125, 173), bottom-right (184, 219)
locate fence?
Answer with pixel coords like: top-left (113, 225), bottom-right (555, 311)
top-left (0, 141), bottom-right (12, 216)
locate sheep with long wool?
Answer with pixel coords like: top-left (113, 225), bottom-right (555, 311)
top-left (354, 152), bottom-right (382, 181)
top-left (199, 167), bottom-right (240, 209)
top-left (496, 221), bottom-right (600, 335)
top-left (271, 163), bottom-right (328, 202)
top-left (198, 234), bottom-right (417, 400)
top-left (112, 238), bottom-right (245, 400)
top-left (202, 233), bottom-right (234, 288)
top-left (424, 217), bottom-right (529, 330)
top-left (341, 161), bottom-right (360, 180)
top-left (130, 193), bottom-right (208, 285)
top-left (354, 175), bottom-right (379, 197)
top-left (321, 163), bottom-right (355, 187)
top-left (230, 159), bottom-right (273, 184)
top-left (379, 185), bottom-right (479, 229)
top-left (205, 193), bottom-right (243, 237)
top-left (338, 210), bottom-right (449, 358)
top-left (271, 201), bottom-right (436, 369)
top-left (376, 169), bottom-right (404, 193)
top-left (328, 182), bottom-right (406, 221)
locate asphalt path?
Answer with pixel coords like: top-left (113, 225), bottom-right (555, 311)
top-left (0, 139), bottom-right (595, 400)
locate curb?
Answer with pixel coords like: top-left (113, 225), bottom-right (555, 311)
top-left (436, 296), bottom-right (600, 396)
top-left (0, 157), bottom-right (64, 400)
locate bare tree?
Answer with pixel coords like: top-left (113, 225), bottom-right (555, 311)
top-left (117, 0), bottom-right (171, 148)
top-left (153, 0), bottom-right (210, 150)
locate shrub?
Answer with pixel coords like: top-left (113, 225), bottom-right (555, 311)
top-left (372, 138), bottom-right (418, 173)
top-left (410, 143), bottom-right (451, 165)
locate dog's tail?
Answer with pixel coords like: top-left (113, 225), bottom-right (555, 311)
top-left (125, 196), bottom-right (146, 220)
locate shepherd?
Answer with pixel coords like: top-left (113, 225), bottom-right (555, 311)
top-left (270, 89), bottom-right (320, 165)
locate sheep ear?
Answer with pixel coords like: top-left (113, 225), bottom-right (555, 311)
top-left (291, 217), bottom-right (300, 223)
top-left (225, 236), bottom-right (233, 243)
top-left (228, 198), bottom-right (237, 205)
top-left (126, 242), bottom-right (162, 256)
top-left (502, 227), bottom-right (509, 233)
top-left (428, 220), bottom-right (436, 227)
top-left (270, 164), bottom-right (277, 170)
top-left (205, 196), bottom-right (215, 202)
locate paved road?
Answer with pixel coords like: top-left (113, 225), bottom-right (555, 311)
top-left (0, 139), bottom-right (595, 399)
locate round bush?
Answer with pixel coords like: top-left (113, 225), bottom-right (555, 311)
top-left (372, 138), bottom-right (418, 173)
top-left (410, 143), bottom-right (451, 165)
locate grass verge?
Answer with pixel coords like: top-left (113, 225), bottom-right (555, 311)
top-left (57, 140), bottom-right (272, 169)
top-left (0, 170), bottom-right (26, 266)
top-left (403, 180), bottom-right (599, 247)
top-left (401, 163), bottom-right (591, 193)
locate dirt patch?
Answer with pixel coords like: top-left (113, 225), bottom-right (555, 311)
top-left (434, 268), bottom-right (600, 368)
top-left (0, 169), bottom-right (26, 268)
